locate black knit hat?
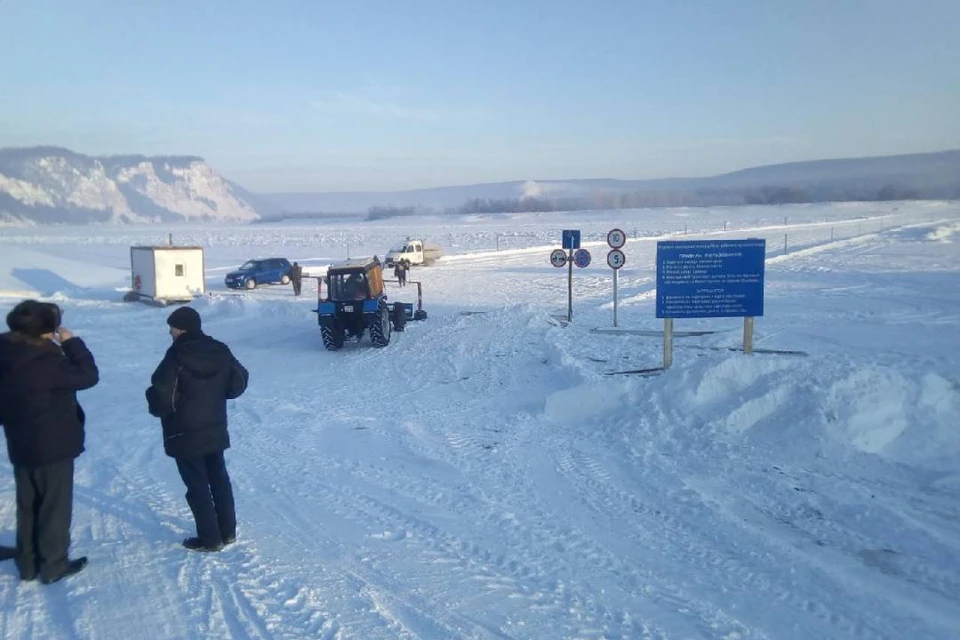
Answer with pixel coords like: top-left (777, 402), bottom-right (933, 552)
top-left (6, 300), bottom-right (61, 337)
top-left (167, 306), bottom-right (202, 333)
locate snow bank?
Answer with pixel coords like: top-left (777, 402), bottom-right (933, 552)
top-left (927, 222), bottom-right (959, 243)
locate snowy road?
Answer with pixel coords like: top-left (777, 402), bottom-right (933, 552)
top-left (1, 201), bottom-right (959, 639)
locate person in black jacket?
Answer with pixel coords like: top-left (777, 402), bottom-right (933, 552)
top-left (145, 307), bottom-right (248, 552)
top-left (289, 262), bottom-right (303, 296)
top-left (0, 300), bottom-right (98, 583)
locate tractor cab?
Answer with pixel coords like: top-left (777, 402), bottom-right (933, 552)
top-left (324, 258), bottom-right (384, 302)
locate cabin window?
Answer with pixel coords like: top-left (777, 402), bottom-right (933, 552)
top-left (175, 264), bottom-right (185, 277)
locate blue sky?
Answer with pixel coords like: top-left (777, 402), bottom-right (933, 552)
top-left (1, 0), bottom-right (958, 192)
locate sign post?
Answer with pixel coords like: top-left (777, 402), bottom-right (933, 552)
top-left (656, 239), bottom-right (766, 369)
top-left (663, 317), bottom-right (673, 369)
top-left (606, 229), bottom-right (626, 327)
top-left (562, 230), bottom-right (581, 322)
top-left (614, 269), bottom-right (618, 326)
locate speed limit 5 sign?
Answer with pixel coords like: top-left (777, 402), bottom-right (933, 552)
top-left (607, 249), bottom-right (625, 269)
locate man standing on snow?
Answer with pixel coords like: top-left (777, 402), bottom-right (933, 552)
top-left (145, 307), bottom-right (248, 552)
top-left (289, 261), bottom-right (303, 296)
top-left (393, 261), bottom-right (404, 286)
top-left (0, 300), bottom-right (98, 583)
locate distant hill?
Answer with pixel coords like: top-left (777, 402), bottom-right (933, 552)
top-left (261, 149), bottom-right (960, 214)
top-left (0, 146), bottom-right (261, 225)
top-left (4, 146), bottom-right (958, 224)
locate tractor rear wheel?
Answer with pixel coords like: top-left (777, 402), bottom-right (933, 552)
top-left (370, 302), bottom-right (392, 347)
top-left (321, 322), bottom-right (345, 350)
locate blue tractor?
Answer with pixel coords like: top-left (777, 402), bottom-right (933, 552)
top-left (316, 257), bottom-right (420, 350)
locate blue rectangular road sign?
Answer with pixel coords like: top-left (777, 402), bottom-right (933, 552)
top-left (656, 239), bottom-right (766, 318)
top-left (562, 230), bottom-right (581, 250)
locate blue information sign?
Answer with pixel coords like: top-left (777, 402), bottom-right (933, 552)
top-left (656, 239), bottom-right (766, 318)
top-left (562, 230), bottom-right (581, 250)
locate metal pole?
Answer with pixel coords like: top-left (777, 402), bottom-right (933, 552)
top-left (663, 318), bottom-right (673, 369)
top-left (613, 268), bottom-right (619, 327)
top-left (784, 234), bottom-right (788, 255)
top-left (567, 250), bottom-right (573, 322)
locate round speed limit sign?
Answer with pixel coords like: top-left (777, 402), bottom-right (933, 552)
top-left (550, 249), bottom-right (568, 267)
top-left (607, 249), bottom-right (625, 269)
top-left (607, 228), bottom-right (626, 249)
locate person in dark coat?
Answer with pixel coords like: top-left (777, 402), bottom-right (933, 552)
top-left (290, 262), bottom-right (303, 296)
top-left (393, 262), bottom-right (403, 286)
top-left (0, 300), bottom-right (98, 583)
top-left (398, 259), bottom-right (409, 287)
top-left (145, 307), bottom-right (249, 552)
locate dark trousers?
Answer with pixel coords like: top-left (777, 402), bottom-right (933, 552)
top-left (292, 278), bottom-right (302, 296)
top-left (176, 452), bottom-right (236, 546)
top-left (14, 459), bottom-right (74, 581)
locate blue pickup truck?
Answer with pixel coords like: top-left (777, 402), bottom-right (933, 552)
top-left (224, 258), bottom-right (293, 290)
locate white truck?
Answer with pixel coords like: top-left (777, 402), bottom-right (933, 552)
top-left (384, 239), bottom-right (443, 267)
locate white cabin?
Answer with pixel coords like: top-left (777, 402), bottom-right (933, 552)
top-left (130, 246), bottom-right (205, 303)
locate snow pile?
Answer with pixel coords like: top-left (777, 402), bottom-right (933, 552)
top-left (927, 222), bottom-right (959, 242)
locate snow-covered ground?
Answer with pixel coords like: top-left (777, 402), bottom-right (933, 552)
top-left (1, 200), bottom-right (959, 639)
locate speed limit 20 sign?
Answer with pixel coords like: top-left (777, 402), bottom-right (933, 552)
top-left (607, 228), bottom-right (626, 249)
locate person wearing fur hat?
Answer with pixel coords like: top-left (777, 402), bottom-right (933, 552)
top-left (145, 306), bottom-right (249, 552)
top-left (0, 300), bottom-right (99, 583)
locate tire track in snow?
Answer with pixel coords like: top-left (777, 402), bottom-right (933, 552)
top-left (76, 432), bottom-right (336, 638)
top-left (728, 465), bottom-right (960, 616)
top-left (322, 481), bottom-right (666, 639)
top-left (237, 330), bottom-right (676, 639)
top-left (546, 440), bottom-right (948, 640)
top-left (234, 404), bottom-right (478, 638)
top-left (239, 412), bottom-right (511, 638)
top-left (276, 414), bottom-right (739, 637)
